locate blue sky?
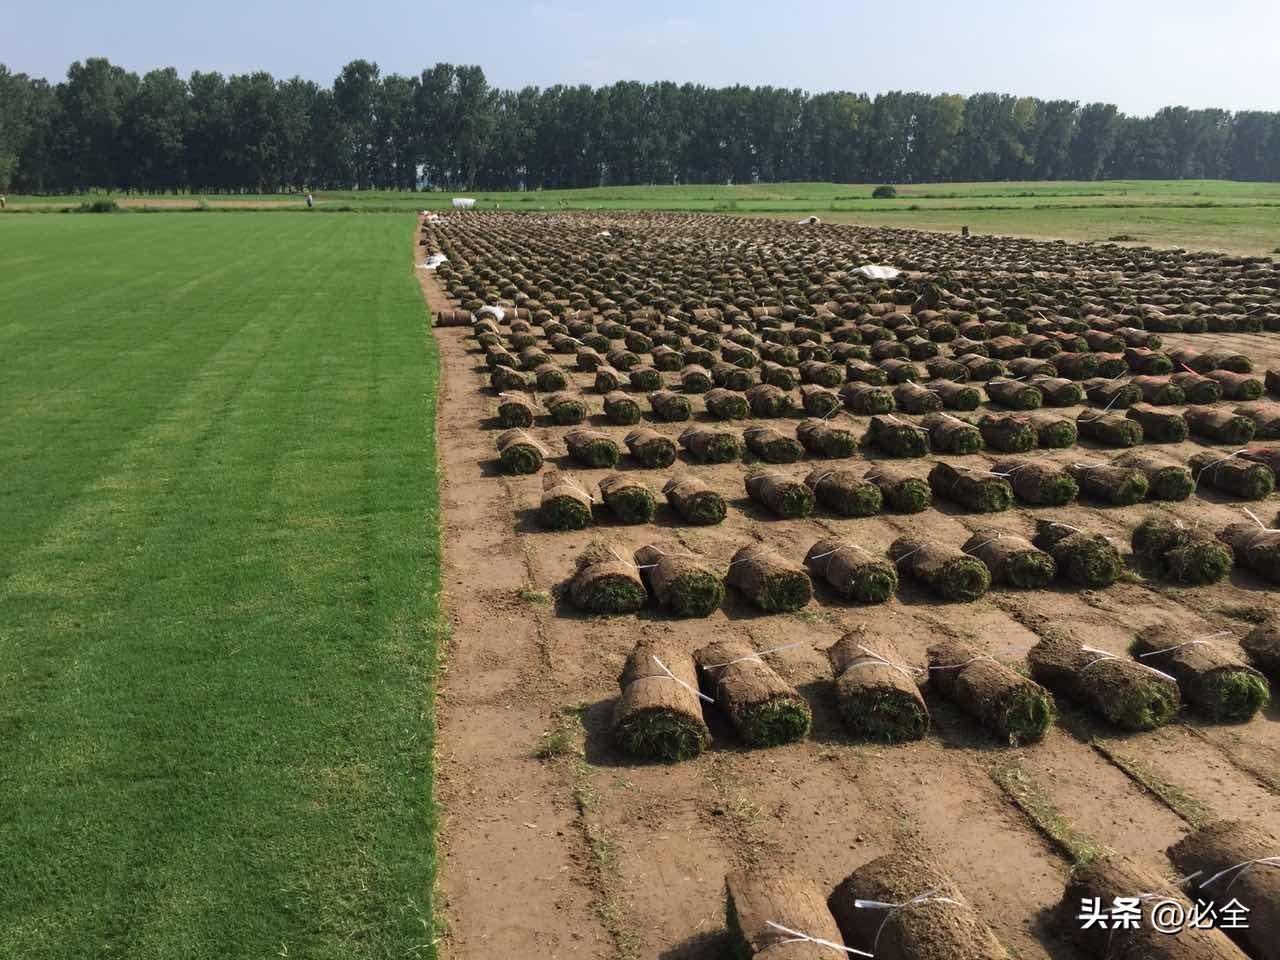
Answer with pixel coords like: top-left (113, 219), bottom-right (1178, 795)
top-left (5, 0), bottom-right (1279, 115)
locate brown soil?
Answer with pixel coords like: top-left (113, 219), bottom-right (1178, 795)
top-left (420, 217), bottom-right (1280, 960)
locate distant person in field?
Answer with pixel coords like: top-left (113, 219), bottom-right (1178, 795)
top-left (305, 192), bottom-right (314, 208)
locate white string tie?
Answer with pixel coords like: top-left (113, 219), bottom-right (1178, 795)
top-left (854, 890), bottom-right (961, 953)
top-left (702, 641), bottom-right (806, 670)
top-left (763, 922), bottom-right (871, 957)
top-left (929, 655), bottom-right (995, 671)
top-left (1197, 857), bottom-right (1280, 892)
top-left (650, 655), bottom-right (713, 704)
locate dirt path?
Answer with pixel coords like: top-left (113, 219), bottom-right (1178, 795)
top-left (415, 226), bottom-right (1280, 959)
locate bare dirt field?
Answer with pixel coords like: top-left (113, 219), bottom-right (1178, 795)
top-left (420, 213), bottom-right (1279, 959)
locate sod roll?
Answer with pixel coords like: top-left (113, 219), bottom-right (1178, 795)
top-left (1027, 635), bottom-right (1179, 731)
top-left (932, 378), bottom-right (983, 410)
top-left (893, 380), bottom-right (943, 414)
top-left (920, 412), bottom-right (984, 453)
top-left (725, 869), bottom-right (845, 959)
top-left (663, 475), bottom-right (726, 525)
top-left (569, 541), bottom-right (648, 614)
top-left (928, 638), bottom-right (1054, 743)
top-left (633, 542), bottom-right (724, 617)
top-left (804, 537), bottom-right (898, 604)
top-left (705, 386), bottom-right (750, 420)
top-left (540, 470), bottom-right (594, 529)
top-left (1028, 412), bottom-right (1078, 448)
top-left (804, 467), bottom-right (883, 517)
top-left (1131, 624), bottom-right (1270, 722)
top-left (1237, 403), bottom-right (1280, 440)
top-left (928, 462), bottom-right (1014, 512)
top-left (623, 427), bottom-right (675, 468)
top-left (1125, 403), bottom-right (1188, 442)
top-left (1057, 855), bottom-right (1250, 960)
top-left (1186, 407), bottom-right (1256, 445)
top-left (680, 364), bottom-right (713, 394)
top-left (1076, 410), bottom-right (1143, 447)
top-left (745, 469), bottom-right (815, 519)
top-left (696, 639), bottom-right (812, 746)
top-left (497, 428), bottom-right (545, 475)
top-left (1168, 819), bottom-right (1280, 960)
top-left (1131, 515), bottom-right (1233, 585)
top-left (725, 542), bottom-right (813, 613)
top-left (744, 425), bottom-right (804, 464)
top-left (497, 394), bottom-right (536, 427)
top-left (544, 391), bottom-right (588, 425)
top-left (679, 425), bottom-right (743, 463)
top-left (963, 528), bottom-right (1056, 588)
top-left (1113, 451), bottom-right (1194, 500)
top-left (865, 463), bottom-right (932, 512)
top-left (1172, 370), bottom-right (1224, 404)
top-left (841, 381), bottom-right (896, 415)
top-left (602, 390), bottom-right (641, 425)
top-left (1242, 617), bottom-right (1280, 676)
top-left (1028, 374), bottom-right (1085, 406)
top-left (598, 473), bottom-right (656, 524)
top-left (889, 536), bottom-right (991, 602)
top-left (1191, 451), bottom-right (1276, 500)
top-left (1218, 520), bottom-right (1280, 583)
top-left (612, 640), bottom-right (710, 762)
top-left (745, 383), bottom-right (793, 418)
top-left (986, 377), bottom-right (1043, 410)
top-left (1132, 374), bottom-right (1186, 405)
top-left (649, 388), bottom-right (692, 422)
top-left (865, 415), bottom-right (930, 457)
top-left (828, 854), bottom-right (1008, 958)
top-left (1207, 369), bottom-right (1264, 400)
top-left (564, 429), bottom-right (620, 468)
top-left (992, 458), bottom-right (1078, 505)
top-left (1067, 461), bottom-right (1149, 505)
top-left (799, 383), bottom-right (841, 417)
top-left (978, 413), bottom-right (1037, 453)
top-left (1033, 519), bottom-right (1124, 588)
top-left (826, 629), bottom-right (927, 741)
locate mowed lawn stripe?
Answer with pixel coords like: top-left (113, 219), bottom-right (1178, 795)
top-left (0, 213), bottom-right (441, 960)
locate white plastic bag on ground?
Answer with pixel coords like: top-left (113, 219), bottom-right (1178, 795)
top-left (796, 216), bottom-right (821, 225)
top-left (476, 305), bottom-right (506, 323)
top-left (418, 253), bottom-right (449, 270)
top-left (452, 198), bottom-right (477, 209)
top-left (853, 264), bottom-right (901, 280)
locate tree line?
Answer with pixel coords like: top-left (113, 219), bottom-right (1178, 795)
top-left (1, 57), bottom-right (1278, 194)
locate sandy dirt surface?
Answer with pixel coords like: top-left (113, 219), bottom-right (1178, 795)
top-left (418, 217), bottom-right (1279, 959)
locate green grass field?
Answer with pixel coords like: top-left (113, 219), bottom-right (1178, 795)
top-left (7, 179), bottom-right (1279, 254)
top-left (0, 214), bottom-right (441, 959)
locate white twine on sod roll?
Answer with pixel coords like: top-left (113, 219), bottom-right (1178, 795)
top-left (1198, 856), bottom-right (1280, 892)
top-left (854, 890), bottom-right (961, 953)
top-left (1136, 631), bottom-right (1233, 659)
top-left (650, 655), bottom-right (713, 704)
top-left (964, 534), bottom-right (1003, 553)
top-left (1078, 645), bottom-right (1178, 683)
top-left (929, 655), bottom-right (996, 672)
top-left (702, 641), bottom-right (806, 671)
top-left (1078, 388), bottom-right (1125, 422)
top-left (848, 643), bottom-right (926, 680)
top-left (1195, 449), bottom-right (1249, 487)
top-left (764, 921), bottom-right (871, 957)
top-left (1243, 507), bottom-right (1278, 531)
top-left (515, 430), bottom-right (551, 456)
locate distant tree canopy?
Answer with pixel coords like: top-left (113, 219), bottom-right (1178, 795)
top-left (1, 58), bottom-right (1278, 193)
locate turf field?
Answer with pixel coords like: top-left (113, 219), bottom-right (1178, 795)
top-left (0, 213), bottom-right (441, 959)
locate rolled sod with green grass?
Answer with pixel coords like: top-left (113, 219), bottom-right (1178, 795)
top-left (1186, 407), bottom-right (1257, 445)
top-left (623, 427), bottom-right (675, 468)
top-left (606, 347), bottom-right (640, 371)
top-left (593, 365), bottom-right (625, 393)
top-left (892, 381), bottom-right (943, 414)
top-left (795, 418), bottom-right (857, 458)
top-left (1237, 403), bottom-right (1280, 440)
top-left (931, 378), bottom-right (983, 410)
top-left (825, 630), bottom-right (927, 741)
top-left (678, 425), bottom-right (743, 463)
top-left (889, 536), bottom-right (991, 602)
top-left (1207, 369), bottom-right (1264, 401)
top-left (846, 358), bottom-right (889, 385)
top-left (926, 357), bottom-right (969, 381)
top-left (1132, 515), bottom-right (1234, 585)
top-left (1242, 618), bottom-right (1280, 677)
top-left (799, 359), bottom-right (843, 387)
top-left (1191, 450), bottom-right (1275, 500)
top-left (829, 853), bottom-right (1009, 958)
top-left (1076, 410), bottom-right (1143, 447)
top-left (633, 543), bottom-right (724, 617)
top-left (1008, 356), bottom-right (1058, 378)
top-left (1052, 351), bottom-right (1101, 380)
top-left (804, 467), bottom-right (883, 517)
top-left (1027, 635), bottom-right (1179, 731)
top-left (963, 528), bottom-right (1056, 588)
top-left (628, 365), bottom-right (662, 392)
top-left (1113, 451), bottom-right (1194, 500)
top-left (521, 348), bottom-right (552, 372)
top-left (992, 458), bottom-right (1078, 505)
top-left (534, 363), bottom-right (569, 392)
top-left (725, 542), bottom-right (813, 613)
top-left (543, 391), bottom-right (588, 426)
top-left (1269, 369), bottom-right (1280, 397)
top-left (704, 386), bottom-right (750, 420)
top-left (663, 475), bottom-right (726, 525)
top-left (865, 463), bottom-right (932, 513)
top-left (918, 412), bottom-right (983, 453)
top-left (978, 413), bottom-right (1037, 453)
top-left (651, 344), bottom-right (683, 371)
top-left (929, 461), bottom-right (1014, 512)
top-left (985, 377), bottom-right (1044, 410)
top-left (648, 388), bottom-right (692, 422)
top-left (1033, 519), bottom-right (1124, 588)
top-left (865, 415), bottom-right (930, 457)
top-left (1131, 624), bottom-right (1270, 722)
top-left (680, 364), bottom-right (713, 393)
top-left (497, 394), bottom-right (536, 428)
top-left (805, 538), bottom-right (898, 604)
top-left (1124, 346), bottom-right (1174, 375)
top-left (840, 381), bottom-right (896, 414)
top-left (1067, 461), bottom-right (1149, 505)
top-left (490, 365), bottom-right (535, 393)
top-left (1131, 374), bottom-right (1186, 405)
top-left (1027, 375), bottom-right (1085, 406)
top-left (696, 639), bottom-right (812, 747)
top-left (879, 358), bottom-right (921, 385)
top-left (602, 389), bottom-right (642, 425)
top-left (1169, 345), bottom-right (1214, 374)
top-left (745, 469), bottom-right (815, 518)
top-left (568, 541), bottom-right (649, 614)
top-left (486, 345), bottom-right (518, 370)
top-left (1241, 446), bottom-right (1280, 475)
top-left (712, 361), bottom-right (756, 392)
top-left (611, 640), bottom-right (710, 762)
top-left (1124, 403), bottom-right (1187, 442)
top-left (744, 383), bottom-right (793, 418)
top-left (1027, 412), bottom-right (1078, 448)
top-left (1171, 370), bottom-right (1223, 404)
top-left (960, 353), bottom-right (1005, 381)
top-left (799, 383), bottom-right (841, 418)
top-left (540, 470), bottom-right (594, 530)
top-left (598, 473), bottom-right (657, 524)
top-left (497, 428), bottom-right (545, 474)
top-left (1217, 522), bottom-right (1280, 583)
top-left (1168, 820), bottom-right (1280, 960)
top-left (743, 425), bottom-right (803, 463)
top-left (759, 360), bottom-right (799, 391)
top-left (725, 870), bottom-right (845, 959)
top-left (926, 639), bottom-right (1053, 743)
top-left (1058, 855), bottom-right (1252, 960)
